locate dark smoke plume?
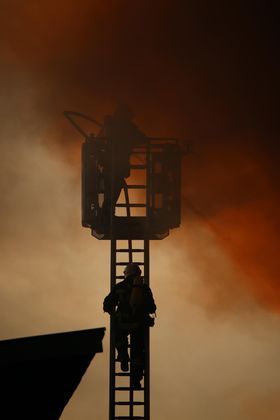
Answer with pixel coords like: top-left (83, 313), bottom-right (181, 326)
top-left (3, 1), bottom-right (278, 310)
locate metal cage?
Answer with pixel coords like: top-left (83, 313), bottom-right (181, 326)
top-left (82, 137), bottom-right (181, 240)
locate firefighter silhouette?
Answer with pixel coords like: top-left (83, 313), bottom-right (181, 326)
top-left (98, 105), bottom-right (146, 222)
top-left (103, 263), bottom-right (156, 389)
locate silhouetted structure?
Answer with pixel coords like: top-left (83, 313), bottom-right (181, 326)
top-left (81, 134), bottom-right (181, 240)
top-left (0, 328), bottom-right (105, 419)
top-left (65, 108), bottom-right (182, 419)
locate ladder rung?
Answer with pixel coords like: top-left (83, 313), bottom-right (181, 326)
top-left (115, 401), bottom-right (145, 406)
top-left (115, 387), bottom-right (144, 391)
top-left (115, 372), bottom-right (130, 376)
top-left (116, 275), bottom-right (125, 279)
top-left (126, 185), bottom-right (146, 189)
top-left (116, 249), bottom-right (144, 253)
top-left (130, 165), bottom-right (147, 169)
top-left (115, 204), bottom-right (146, 208)
top-left (115, 417), bottom-right (144, 419)
top-left (116, 262), bottom-right (144, 266)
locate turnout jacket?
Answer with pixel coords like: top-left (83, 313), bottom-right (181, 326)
top-left (103, 277), bottom-right (157, 328)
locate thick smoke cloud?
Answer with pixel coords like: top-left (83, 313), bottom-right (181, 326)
top-left (1, 1), bottom-right (280, 419)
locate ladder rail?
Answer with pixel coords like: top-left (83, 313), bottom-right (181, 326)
top-left (144, 138), bottom-right (151, 420)
top-left (109, 142), bottom-right (151, 420)
top-left (110, 239), bottom-right (117, 420)
top-left (109, 138), bottom-right (117, 420)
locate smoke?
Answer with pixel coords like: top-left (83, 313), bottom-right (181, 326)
top-left (1, 1), bottom-right (280, 419)
top-left (183, 130), bottom-right (280, 311)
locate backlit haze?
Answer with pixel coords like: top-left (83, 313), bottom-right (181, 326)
top-left (0, 2), bottom-right (279, 419)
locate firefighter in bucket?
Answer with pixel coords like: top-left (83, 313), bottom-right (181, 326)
top-left (98, 105), bottom-right (147, 223)
top-left (103, 263), bottom-right (156, 389)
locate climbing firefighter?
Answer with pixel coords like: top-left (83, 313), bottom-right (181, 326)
top-left (103, 262), bottom-right (156, 389)
top-left (98, 105), bottom-right (146, 222)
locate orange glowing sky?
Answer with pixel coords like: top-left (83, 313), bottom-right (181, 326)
top-left (0, 2), bottom-right (280, 419)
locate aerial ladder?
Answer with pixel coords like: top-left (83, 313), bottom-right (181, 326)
top-left (65, 111), bottom-right (182, 420)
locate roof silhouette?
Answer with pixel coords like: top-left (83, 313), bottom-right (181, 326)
top-left (0, 328), bottom-right (105, 419)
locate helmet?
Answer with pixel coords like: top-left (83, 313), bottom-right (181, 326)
top-left (124, 263), bottom-right (142, 277)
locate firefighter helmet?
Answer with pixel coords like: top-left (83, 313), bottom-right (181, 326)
top-left (124, 263), bottom-right (142, 277)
